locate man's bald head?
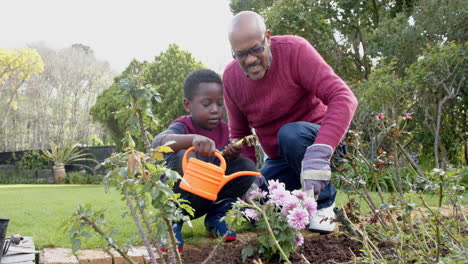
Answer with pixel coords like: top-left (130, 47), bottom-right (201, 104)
top-left (228, 11), bottom-right (266, 42)
top-left (228, 11), bottom-right (272, 80)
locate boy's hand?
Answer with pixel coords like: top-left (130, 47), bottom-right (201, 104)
top-left (222, 143), bottom-right (242, 160)
top-left (192, 135), bottom-right (216, 156)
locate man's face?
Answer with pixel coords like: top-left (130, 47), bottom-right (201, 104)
top-left (230, 30), bottom-right (271, 80)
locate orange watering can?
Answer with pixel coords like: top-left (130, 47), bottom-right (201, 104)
top-left (179, 146), bottom-right (261, 201)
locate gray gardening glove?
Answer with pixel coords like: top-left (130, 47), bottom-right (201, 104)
top-left (301, 144), bottom-right (333, 199)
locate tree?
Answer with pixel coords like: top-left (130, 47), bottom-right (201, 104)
top-left (368, 0), bottom-right (467, 77)
top-left (405, 42), bottom-right (466, 167)
top-left (142, 44), bottom-right (204, 134)
top-left (229, 0), bottom-right (274, 14)
top-left (0, 43), bottom-right (115, 151)
top-left (0, 48), bottom-right (44, 130)
top-left (90, 59), bottom-right (148, 151)
top-left (91, 45), bottom-right (205, 150)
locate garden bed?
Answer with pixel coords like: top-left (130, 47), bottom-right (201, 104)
top-left (179, 231), bottom-right (365, 264)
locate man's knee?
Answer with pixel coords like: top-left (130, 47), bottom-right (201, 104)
top-left (278, 122), bottom-right (320, 149)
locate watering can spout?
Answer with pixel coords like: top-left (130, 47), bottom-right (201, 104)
top-left (217, 170), bottom-right (261, 193)
top-left (179, 147), bottom-right (260, 201)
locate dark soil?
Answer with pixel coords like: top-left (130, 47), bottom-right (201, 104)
top-left (179, 231), bottom-right (366, 264)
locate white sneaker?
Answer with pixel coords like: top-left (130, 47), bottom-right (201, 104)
top-left (309, 203), bottom-right (336, 234)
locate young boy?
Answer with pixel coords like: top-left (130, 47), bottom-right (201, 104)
top-left (152, 68), bottom-right (257, 251)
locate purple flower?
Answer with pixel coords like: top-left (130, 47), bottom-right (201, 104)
top-left (402, 113), bottom-right (411, 120)
top-left (292, 190), bottom-right (306, 200)
top-left (269, 188), bottom-right (289, 207)
top-left (282, 195), bottom-right (300, 216)
top-left (244, 208), bottom-right (260, 222)
top-left (287, 207), bottom-right (309, 230)
top-left (295, 233), bottom-right (304, 247)
top-left (248, 188), bottom-right (267, 200)
top-left (268, 179), bottom-right (286, 192)
top-left (303, 198), bottom-right (318, 217)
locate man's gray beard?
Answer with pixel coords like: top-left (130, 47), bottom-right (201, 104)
top-left (245, 50), bottom-right (273, 78)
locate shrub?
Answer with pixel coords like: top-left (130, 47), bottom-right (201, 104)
top-left (17, 150), bottom-right (50, 170)
top-left (67, 171), bottom-right (104, 184)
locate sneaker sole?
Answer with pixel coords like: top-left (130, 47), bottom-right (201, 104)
top-left (208, 232), bottom-right (237, 242)
top-left (160, 246), bottom-right (183, 252)
top-left (308, 228), bottom-right (334, 235)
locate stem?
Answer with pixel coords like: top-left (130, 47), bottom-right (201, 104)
top-left (392, 141), bottom-right (405, 204)
top-left (131, 94), bottom-right (151, 152)
top-left (248, 200), bottom-right (291, 263)
top-left (435, 173), bottom-right (443, 261)
top-left (420, 198), bottom-right (460, 245)
top-left (134, 195), bottom-right (167, 264)
top-left (80, 216), bottom-right (138, 264)
top-left (163, 219), bottom-right (182, 264)
top-left (201, 231), bottom-right (229, 264)
top-left (396, 142), bottom-right (426, 179)
top-left (123, 186), bottom-right (158, 264)
top-left (337, 171), bottom-right (388, 228)
top-left (392, 140), bottom-right (408, 229)
top-left (341, 208), bottom-right (387, 262)
top-left (374, 170), bottom-right (386, 206)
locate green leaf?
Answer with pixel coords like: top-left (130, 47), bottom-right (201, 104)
top-left (242, 246), bottom-right (256, 262)
top-left (80, 231), bottom-right (92, 238)
top-left (71, 239), bottom-right (81, 252)
top-left (151, 187), bottom-right (159, 199)
top-left (126, 132), bottom-right (135, 149)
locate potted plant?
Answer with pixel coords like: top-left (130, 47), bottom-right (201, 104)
top-left (42, 143), bottom-right (98, 184)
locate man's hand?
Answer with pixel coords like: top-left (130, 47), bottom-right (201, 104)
top-left (192, 135), bottom-right (216, 156)
top-left (301, 144), bottom-right (333, 198)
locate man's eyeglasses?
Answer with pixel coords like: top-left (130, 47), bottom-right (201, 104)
top-left (232, 37), bottom-right (267, 60)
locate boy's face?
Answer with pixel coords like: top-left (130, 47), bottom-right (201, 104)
top-left (183, 82), bottom-right (224, 130)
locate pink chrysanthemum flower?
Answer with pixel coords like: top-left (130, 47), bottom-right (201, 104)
top-left (282, 195), bottom-right (300, 216)
top-left (295, 233), bottom-right (304, 247)
top-left (244, 208), bottom-right (260, 222)
top-left (376, 113), bottom-right (384, 120)
top-left (248, 188), bottom-right (267, 200)
top-left (304, 198), bottom-right (318, 217)
top-left (292, 189), bottom-right (306, 200)
top-left (287, 207), bottom-right (309, 230)
top-left (269, 188), bottom-right (289, 207)
top-left (267, 179), bottom-right (285, 192)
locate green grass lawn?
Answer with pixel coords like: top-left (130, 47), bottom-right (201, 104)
top-left (0, 184), bottom-right (465, 250)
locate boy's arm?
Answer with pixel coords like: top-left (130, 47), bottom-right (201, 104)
top-left (152, 124), bottom-right (216, 156)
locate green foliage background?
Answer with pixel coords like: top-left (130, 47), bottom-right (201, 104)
top-left (229, 0), bottom-right (466, 166)
top-left (90, 0), bottom-right (466, 166)
top-left (91, 45), bottom-right (204, 151)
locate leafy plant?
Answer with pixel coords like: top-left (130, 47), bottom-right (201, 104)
top-left (336, 112), bottom-right (467, 263)
top-left (42, 143), bottom-right (98, 184)
top-left (17, 150), bottom-right (50, 170)
top-left (67, 74), bottom-right (196, 264)
top-left (67, 171), bottom-right (103, 184)
top-left (226, 180), bottom-right (317, 262)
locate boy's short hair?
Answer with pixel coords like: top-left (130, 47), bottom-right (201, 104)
top-left (184, 68), bottom-right (222, 100)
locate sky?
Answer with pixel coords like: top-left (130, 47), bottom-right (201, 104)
top-left (1, 0), bottom-right (235, 73)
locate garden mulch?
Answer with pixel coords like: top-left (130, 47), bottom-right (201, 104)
top-left (179, 231), bottom-right (366, 264)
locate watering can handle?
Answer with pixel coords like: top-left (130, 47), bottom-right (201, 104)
top-left (182, 146), bottom-right (227, 172)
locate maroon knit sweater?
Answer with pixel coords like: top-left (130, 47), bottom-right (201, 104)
top-left (223, 35), bottom-right (358, 160)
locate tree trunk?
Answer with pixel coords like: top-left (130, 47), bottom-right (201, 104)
top-left (53, 163), bottom-right (67, 184)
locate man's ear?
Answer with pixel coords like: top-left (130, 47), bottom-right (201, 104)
top-left (266, 29), bottom-right (272, 44)
top-left (183, 98), bottom-right (191, 113)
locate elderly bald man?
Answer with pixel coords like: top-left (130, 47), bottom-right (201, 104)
top-left (222, 11), bottom-right (358, 234)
